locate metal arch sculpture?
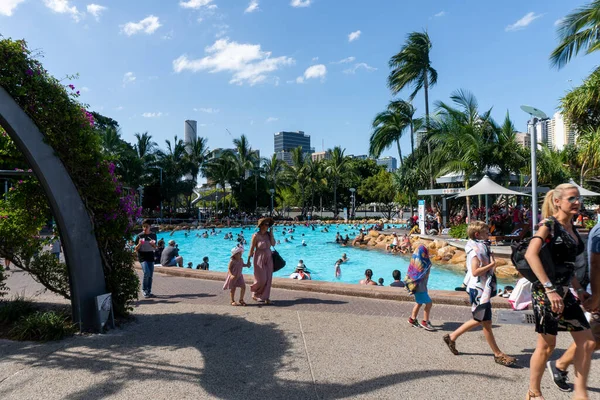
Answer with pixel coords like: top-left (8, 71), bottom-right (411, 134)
top-left (0, 87), bottom-right (107, 332)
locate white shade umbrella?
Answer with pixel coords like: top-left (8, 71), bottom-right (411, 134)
top-left (457, 175), bottom-right (528, 225)
top-left (457, 175), bottom-right (527, 197)
top-left (569, 179), bottom-right (600, 197)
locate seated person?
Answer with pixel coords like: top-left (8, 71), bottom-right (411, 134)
top-left (352, 230), bottom-right (368, 246)
top-left (154, 239), bottom-right (165, 264)
top-left (359, 269), bottom-right (378, 285)
top-left (386, 233), bottom-right (399, 253)
top-left (289, 261), bottom-right (311, 280)
top-left (342, 235), bottom-right (350, 245)
top-left (399, 234), bottom-right (412, 254)
top-left (161, 240), bottom-right (184, 267)
top-left (196, 256), bottom-right (209, 270)
top-left (378, 278), bottom-right (384, 286)
top-left (389, 270), bottom-right (405, 287)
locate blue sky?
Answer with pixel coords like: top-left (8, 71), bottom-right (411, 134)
top-left (1, 0), bottom-right (598, 160)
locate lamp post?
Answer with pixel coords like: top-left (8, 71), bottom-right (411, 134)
top-left (137, 185), bottom-right (144, 208)
top-left (215, 193), bottom-right (219, 217)
top-left (520, 105), bottom-right (548, 232)
top-left (269, 188), bottom-right (275, 217)
top-left (349, 188), bottom-right (356, 219)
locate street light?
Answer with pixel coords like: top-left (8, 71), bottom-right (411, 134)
top-left (520, 105), bottom-right (548, 231)
top-left (349, 188), bottom-right (356, 219)
top-left (269, 188), bottom-right (275, 217)
top-left (137, 185), bottom-right (144, 207)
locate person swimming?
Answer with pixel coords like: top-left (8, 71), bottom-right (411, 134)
top-left (341, 253), bottom-right (348, 262)
top-left (301, 240), bottom-right (307, 247)
top-left (335, 259), bottom-right (342, 278)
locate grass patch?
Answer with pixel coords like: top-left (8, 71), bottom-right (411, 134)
top-left (9, 310), bottom-right (76, 342)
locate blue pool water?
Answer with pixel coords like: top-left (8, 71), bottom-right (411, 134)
top-left (157, 224), bottom-right (512, 291)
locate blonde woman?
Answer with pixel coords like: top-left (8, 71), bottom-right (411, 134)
top-left (524, 183), bottom-right (596, 400)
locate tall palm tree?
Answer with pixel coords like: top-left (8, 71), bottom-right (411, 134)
top-left (550, 0), bottom-right (600, 68)
top-left (185, 137), bottom-right (209, 184)
top-left (370, 104), bottom-right (408, 167)
top-left (324, 146), bottom-right (349, 218)
top-left (134, 132), bottom-right (157, 163)
top-left (304, 158), bottom-right (325, 212)
top-left (262, 154), bottom-right (285, 190)
top-left (390, 100), bottom-right (421, 154)
top-left (286, 147), bottom-right (308, 216)
top-left (203, 154), bottom-right (236, 210)
top-left (157, 136), bottom-right (191, 213)
top-left (493, 112), bottom-right (527, 185)
top-left (388, 30), bottom-right (437, 195)
top-left (577, 126), bottom-right (600, 185)
top-left (232, 134), bottom-right (258, 185)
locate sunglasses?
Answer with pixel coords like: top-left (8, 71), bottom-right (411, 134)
top-left (565, 196), bottom-right (583, 204)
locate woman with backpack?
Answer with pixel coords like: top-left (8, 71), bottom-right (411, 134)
top-left (524, 183), bottom-right (596, 400)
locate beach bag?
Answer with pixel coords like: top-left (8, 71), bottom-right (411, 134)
top-left (510, 221), bottom-right (556, 283)
top-left (272, 250), bottom-right (286, 272)
top-left (508, 278), bottom-right (532, 310)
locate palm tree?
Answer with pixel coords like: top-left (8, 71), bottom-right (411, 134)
top-left (550, 0), bottom-right (600, 68)
top-left (185, 137), bottom-right (209, 184)
top-left (101, 127), bottom-right (125, 156)
top-left (304, 158), bottom-right (325, 212)
top-left (232, 134), bottom-right (258, 186)
top-left (370, 104), bottom-right (408, 167)
top-left (203, 154), bottom-right (236, 211)
top-left (577, 126), bottom-right (600, 185)
top-left (390, 100), bottom-right (421, 154)
top-left (286, 147), bottom-right (308, 216)
top-left (388, 30), bottom-right (437, 195)
top-left (493, 112), bottom-right (527, 185)
top-left (134, 132), bottom-right (157, 163)
top-left (324, 146), bottom-right (349, 218)
top-left (157, 136), bottom-right (191, 214)
top-left (262, 153), bottom-right (285, 191)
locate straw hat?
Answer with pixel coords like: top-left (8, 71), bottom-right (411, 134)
top-left (257, 217), bottom-right (274, 227)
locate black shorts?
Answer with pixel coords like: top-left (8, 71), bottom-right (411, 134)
top-left (532, 284), bottom-right (590, 336)
top-left (469, 289), bottom-right (493, 322)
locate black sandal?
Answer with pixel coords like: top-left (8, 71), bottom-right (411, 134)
top-left (443, 334), bottom-right (458, 355)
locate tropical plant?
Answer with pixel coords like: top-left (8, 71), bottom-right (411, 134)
top-left (388, 30), bottom-right (437, 192)
top-left (576, 126), bottom-right (600, 184)
top-left (358, 169), bottom-right (398, 219)
top-left (550, 0), bottom-right (600, 68)
top-left (285, 147), bottom-right (308, 215)
top-left (560, 66), bottom-right (600, 130)
top-left (203, 153), bottom-right (236, 211)
top-left (370, 101), bottom-right (412, 166)
top-left (493, 112), bottom-right (527, 184)
top-left (324, 146), bottom-right (351, 218)
top-left (232, 135), bottom-right (259, 186)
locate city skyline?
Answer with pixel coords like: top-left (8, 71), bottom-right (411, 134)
top-left (0, 0), bottom-right (597, 159)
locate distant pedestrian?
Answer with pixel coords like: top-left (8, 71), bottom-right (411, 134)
top-left (390, 270), bottom-right (405, 288)
top-left (359, 269), bottom-right (377, 285)
top-left (405, 245), bottom-right (435, 331)
top-left (334, 259), bottom-right (342, 278)
top-left (3, 258), bottom-right (10, 271)
top-left (249, 217), bottom-right (276, 304)
top-left (196, 256), bottom-right (209, 270)
top-left (50, 232), bottom-right (61, 260)
top-left (135, 220), bottom-right (157, 298)
top-left (223, 246), bottom-right (249, 306)
top-left (443, 221), bottom-right (516, 367)
top-left (161, 240), bottom-right (183, 267)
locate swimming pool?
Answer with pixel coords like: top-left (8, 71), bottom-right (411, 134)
top-left (157, 224), bottom-right (511, 291)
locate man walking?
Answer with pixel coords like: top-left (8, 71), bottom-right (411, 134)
top-left (135, 220), bottom-right (157, 298)
top-left (546, 219), bottom-right (600, 392)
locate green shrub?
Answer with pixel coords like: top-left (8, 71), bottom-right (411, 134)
top-left (0, 295), bottom-right (37, 323)
top-left (10, 311), bottom-right (76, 342)
top-left (449, 223), bottom-right (468, 239)
top-left (585, 219), bottom-right (597, 230)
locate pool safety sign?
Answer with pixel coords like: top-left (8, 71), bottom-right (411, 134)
top-left (418, 200), bottom-right (425, 234)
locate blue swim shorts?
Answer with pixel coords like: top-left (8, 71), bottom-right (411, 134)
top-left (414, 291), bottom-right (432, 304)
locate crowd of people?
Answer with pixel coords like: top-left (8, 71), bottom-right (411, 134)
top-left (133, 182), bottom-right (599, 399)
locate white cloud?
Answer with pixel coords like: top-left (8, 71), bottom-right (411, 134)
top-left (0, 0), bottom-right (26, 16)
top-left (245, 0), bottom-right (259, 13)
top-left (506, 12), bottom-right (542, 32)
top-left (554, 17), bottom-right (565, 27)
top-left (86, 4), bottom-right (106, 21)
top-left (121, 15), bottom-right (161, 36)
top-left (312, 56), bottom-right (319, 61)
top-left (122, 72), bottom-right (136, 86)
top-left (43, 0), bottom-right (82, 21)
top-left (115, 106), bottom-right (124, 111)
top-left (343, 63), bottom-right (377, 74)
top-left (214, 23), bottom-right (229, 38)
top-left (173, 38), bottom-right (295, 86)
top-left (80, 86), bottom-right (90, 92)
top-left (434, 11), bottom-right (446, 17)
top-left (194, 107), bottom-right (220, 113)
top-left (142, 112), bottom-right (163, 118)
top-left (180, 0), bottom-right (215, 9)
top-left (348, 30), bottom-right (361, 42)
top-left (290, 0), bottom-right (310, 7)
top-left (162, 30), bottom-right (174, 40)
top-left (266, 117), bottom-right (278, 123)
top-left (332, 56), bottom-right (355, 64)
top-left (296, 64), bottom-right (327, 83)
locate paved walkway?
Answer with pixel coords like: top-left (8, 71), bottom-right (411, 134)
top-left (1, 269), bottom-right (599, 399)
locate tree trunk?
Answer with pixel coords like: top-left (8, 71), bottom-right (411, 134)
top-left (424, 77), bottom-right (434, 207)
top-left (580, 160), bottom-right (587, 187)
top-left (333, 180), bottom-right (338, 218)
top-left (395, 139), bottom-right (404, 168)
top-left (410, 122), bottom-right (415, 154)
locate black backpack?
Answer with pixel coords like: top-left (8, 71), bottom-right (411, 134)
top-left (511, 222), bottom-right (556, 283)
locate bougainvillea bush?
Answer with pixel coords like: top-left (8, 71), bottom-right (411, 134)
top-left (0, 38), bottom-right (139, 316)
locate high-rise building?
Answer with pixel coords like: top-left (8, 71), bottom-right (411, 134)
top-left (548, 112), bottom-right (578, 151)
top-left (274, 131), bottom-right (313, 165)
top-left (184, 120), bottom-right (197, 150)
top-left (376, 156), bottom-right (398, 172)
top-left (311, 151), bottom-right (330, 162)
top-left (515, 132), bottom-right (531, 148)
top-left (528, 118), bottom-right (551, 148)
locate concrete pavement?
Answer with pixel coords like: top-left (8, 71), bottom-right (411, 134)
top-left (1, 269), bottom-right (599, 399)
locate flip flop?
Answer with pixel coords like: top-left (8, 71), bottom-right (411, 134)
top-left (231, 302), bottom-right (239, 306)
top-left (239, 300), bottom-right (247, 306)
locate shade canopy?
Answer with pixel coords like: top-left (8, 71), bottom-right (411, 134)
top-left (569, 179), bottom-right (600, 197)
top-left (457, 175), bottom-right (528, 197)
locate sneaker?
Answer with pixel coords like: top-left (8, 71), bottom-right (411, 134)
top-left (142, 291), bottom-right (149, 298)
top-left (420, 320), bottom-right (436, 331)
top-left (146, 293), bottom-right (155, 298)
top-left (407, 317), bottom-right (420, 328)
top-left (546, 360), bottom-right (572, 392)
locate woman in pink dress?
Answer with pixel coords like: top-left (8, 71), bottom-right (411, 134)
top-left (248, 217), bottom-right (276, 304)
top-left (223, 245), bottom-right (249, 306)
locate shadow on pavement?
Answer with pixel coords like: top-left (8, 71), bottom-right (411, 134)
top-left (0, 312), bottom-right (505, 400)
top-left (269, 297), bottom-right (348, 307)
